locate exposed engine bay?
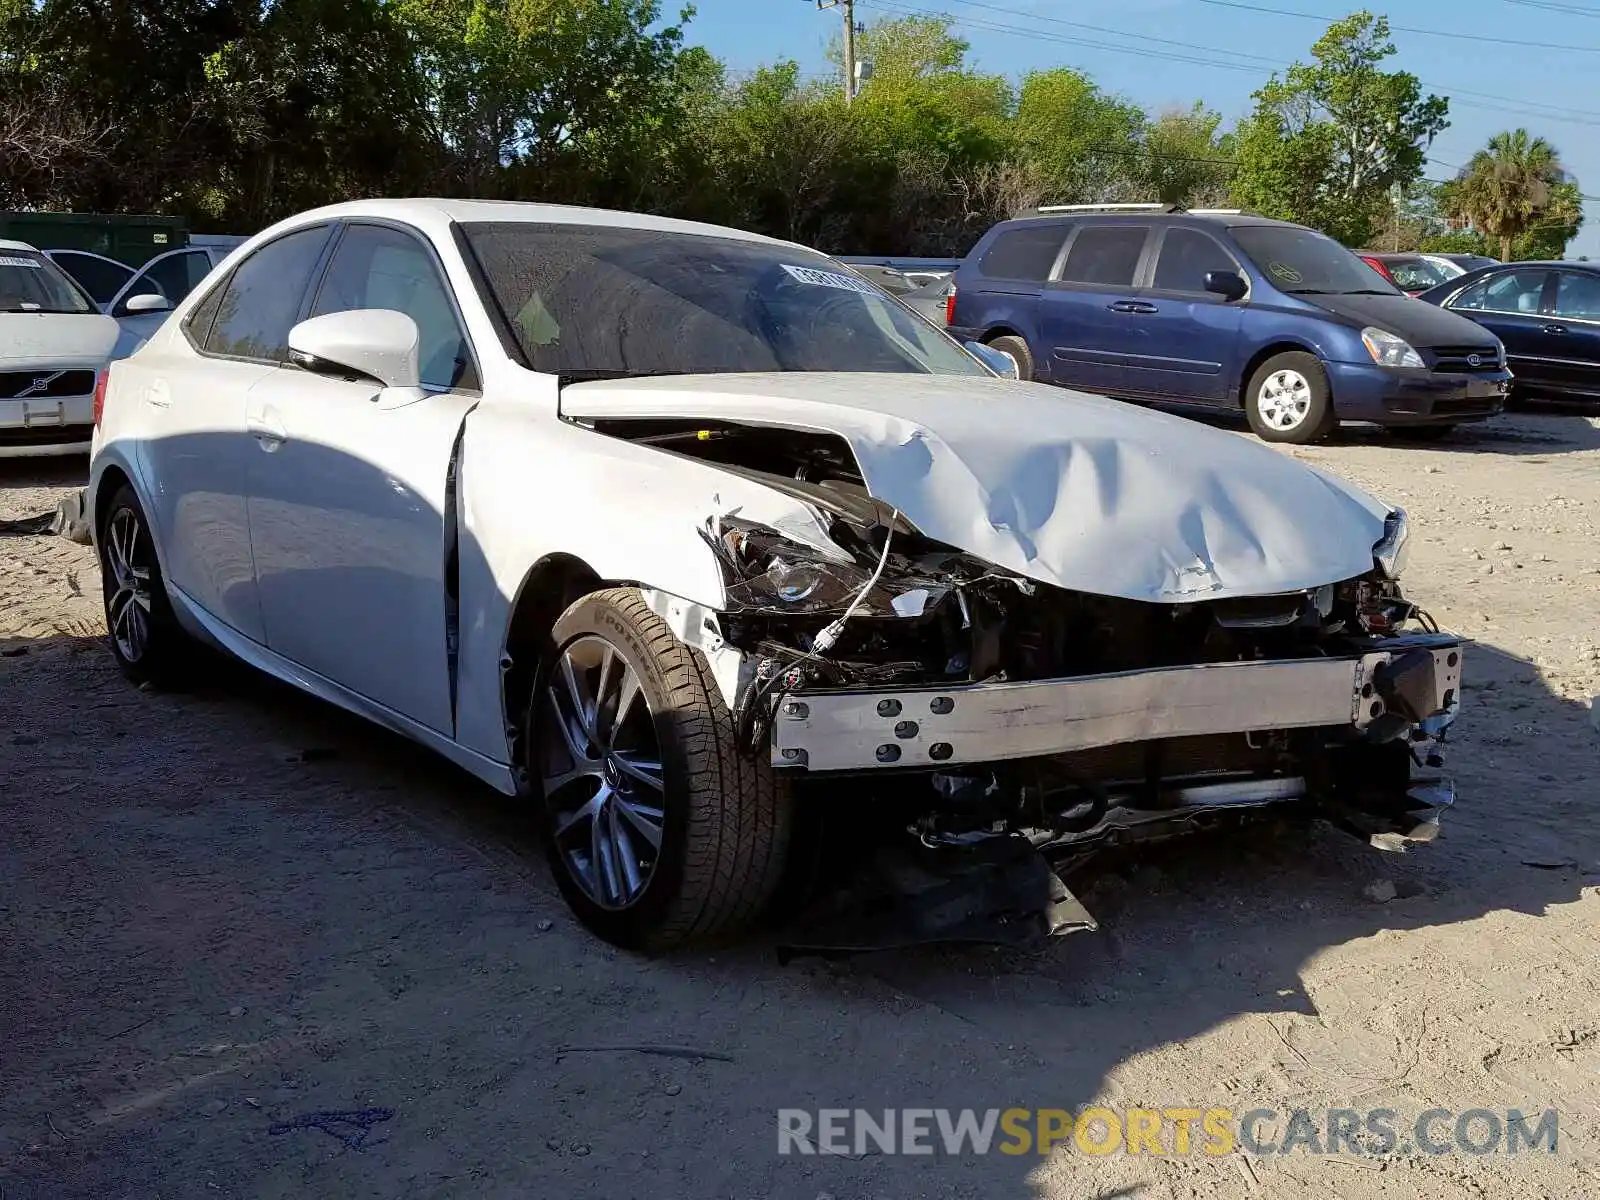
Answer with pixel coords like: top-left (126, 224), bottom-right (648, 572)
top-left (598, 417), bottom-right (1462, 957)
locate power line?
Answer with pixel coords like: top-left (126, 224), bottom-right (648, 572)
top-left (1498, 0), bottom-right (1600, 15)
top-left (1193, 0), bottom-right (1600, 53)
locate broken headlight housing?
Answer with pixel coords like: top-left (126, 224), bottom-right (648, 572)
top-left (1372, 508), bottom-right (1410, 579)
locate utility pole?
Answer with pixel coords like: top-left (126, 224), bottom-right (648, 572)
top-left (811, 0), bottom-right (858, 103)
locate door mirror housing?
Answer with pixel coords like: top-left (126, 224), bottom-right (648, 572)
top-left (1203, 270), bottom-right (1248, 302)
top-left (965, 339), bottom-right (1022, 380)
top-left (287, 309), bottom-right (421, 389)
top-left (122, 292), bottom-right (171, 315)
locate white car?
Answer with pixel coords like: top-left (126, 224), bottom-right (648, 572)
top-left (88, 200), bottom-right (1464, 949)
top-left (0, 241), bottom-right (119, 457)
top-left (47, 244), bottom-right (241, 359)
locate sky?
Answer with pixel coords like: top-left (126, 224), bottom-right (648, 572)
top-left (679, 0), bottom-right (1600, 257)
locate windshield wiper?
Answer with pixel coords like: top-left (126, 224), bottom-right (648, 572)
top-left (556, 369), bottom-right (688, 383)
top-left (1341, 288), bottom-right (1398, 295)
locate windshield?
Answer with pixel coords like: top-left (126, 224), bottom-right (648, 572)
top-left (1231, 226), bottom-right (1401, 297)
top-left (461, 222), bottom-right (988, 378)
top-left (0, 249), bottom-right (95, 313)
top-left (1383, 256), bottom-right (1458, 291)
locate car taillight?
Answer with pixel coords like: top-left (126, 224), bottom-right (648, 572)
top-left (92, 370), bottom-right (108, 427)
top-left (1361, 256), bottom-right (1393, 282)
top-left (945, 285), bottom-right (958, 325)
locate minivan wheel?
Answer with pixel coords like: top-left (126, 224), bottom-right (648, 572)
top-left (529, 587), bottom-right (793, 950)
top-left (1245, 352), bottom-right (1335, 444)
top-left (985, 335), bottom-right (1034, 381)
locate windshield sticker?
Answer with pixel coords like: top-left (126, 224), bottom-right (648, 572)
top-left (780, 264), bottom-right (882, 296)
top-left (1266, 261), bottom-right (1303, 284)
top-left (0, 257), bottom-right (42, 268)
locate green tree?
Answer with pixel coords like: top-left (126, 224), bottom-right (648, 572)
top-left (1447, 130), bottom-right (1573, 260)
top-left (1138, 103), bottom-right (1232, 207)
top-left (1231, 12), bottom-right (1448, 244)
top-left (1015, 68), bottom-right (1146, 204)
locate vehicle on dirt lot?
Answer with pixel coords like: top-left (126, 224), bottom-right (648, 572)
top-left (1416, 260), bottom-right (1600, 405)
top-left (89, 199), bottom-right (1465, 951)
top-left (0, 240), bottom-right (118, 458)
top-left (1356, 251), bottom-right (1464, 296)
top-left (946, 205), bottom-right (1510, 444)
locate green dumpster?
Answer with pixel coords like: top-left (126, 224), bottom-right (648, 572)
top-left (0, 212), bottom-right (189, 267)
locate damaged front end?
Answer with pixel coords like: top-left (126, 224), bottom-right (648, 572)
top-left (619, 422), bottom-right (1463, 955)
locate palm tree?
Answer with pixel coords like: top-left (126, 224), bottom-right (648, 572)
top-left (1450, 130), bottom-right (1564, 261)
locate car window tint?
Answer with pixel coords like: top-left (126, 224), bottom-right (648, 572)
top-left (310, 225), bottom-right (476, 390)
top-left (184, 280), bottom-right (226, 347)
top-left (205, 227), bottom-right (332, 361)
top-left (1553, 272), bottom-right (1600, 320)
top-left (53, 253), bottom-right (132, 305)
top-left (1059, 226), bottom-right (1148, 287)
top-left (1452, 270), bottom-right (1547, 315)
top-left (1151, 229), bottom-right (1235, 292)
top-left (979, 224), bottom-right (1070, 281)
top-left (1383, 257), bottom-right (1452, 292)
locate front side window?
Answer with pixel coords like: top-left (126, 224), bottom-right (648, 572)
top-left (1058, 226), bottom-right (1148, 288)
top-left (0, 249), bottom-right (95, 313)
top-left (461, 223), bottom-right (989, 378)
top-left (1151, 228), bottom-right (1236, 292)
top-left (310, 225), bottom-right (475, 390)
top-left (1450, 270), bottom-right (1549, 316)
top-left (1230, 226), bottom-right (1397, 296)
top-left (980, 224), bottom-right (1070, 282)
top-left (1553, 271), bottom-right (1600, 320)
top-left (205, 226), bottom-right (333, 361)
top-left (51, 252), bottom-right (133, 306)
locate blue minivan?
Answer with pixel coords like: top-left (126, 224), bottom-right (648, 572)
top-left (946, 208), bottom-right (1512, 443)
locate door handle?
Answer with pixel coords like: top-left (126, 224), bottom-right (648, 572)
top-left (247, 411), bottom-right (288, 449)
top-left (1541, 323), bottom-right (1568, 335)
top-left (1108, 300), bottom-right (1158, 314)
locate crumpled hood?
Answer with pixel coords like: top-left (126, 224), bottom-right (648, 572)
top-left (561, 373), bottom-right (1394, 602)
top-left (0, 312), bottom-right (118, 366)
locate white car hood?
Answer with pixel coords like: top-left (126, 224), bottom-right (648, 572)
top-left (0, 312), bottom-right (118, 366)
top-left (561, 373), bottom-right (1393, 603)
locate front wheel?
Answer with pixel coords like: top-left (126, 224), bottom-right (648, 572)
top-left (529, 587), bottom-right (793, 949)
top-left (1245, 352), bottom-right (1335, 444)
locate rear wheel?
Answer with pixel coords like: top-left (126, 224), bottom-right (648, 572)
top-left (1245, 352), bottom-right (1335, 444)
top-left (985, 335), bottom-right (1034, 382)
top-left (530, 587), bottom-right (793, 949)
top-left (97, 484), bottom-right (192, 686)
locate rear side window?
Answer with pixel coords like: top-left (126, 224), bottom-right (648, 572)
top-left (978, 224), bottom-right (1069, 281)
top-left (204, 226), bottom-right (332, 361)
top-left (1059, 226), bottom-right (1148, 288)
top-left (1553, 271), bottom-right (1600, 320)
top-left (1151, 229), bottom-right (1236, 293)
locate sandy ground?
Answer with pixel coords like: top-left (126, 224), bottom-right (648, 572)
top-left (2, 413), bottom-right (1599, 1200)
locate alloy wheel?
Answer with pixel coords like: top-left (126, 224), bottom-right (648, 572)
top-left (1257, 369), bottom-right (1312, 431)
top-left (104, 507), bottom-right (154, 663)
top-left (540, 635), bottom-right (667, 910)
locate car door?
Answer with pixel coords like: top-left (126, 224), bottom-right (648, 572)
top-left (108, 248), bottom-right (218, 358)
top-left (244, 220), bottom-right (481, 735)
top-left (1540, 269), bottom-right (1600, 400)
top-left (1441, 268), bottom-right (1555, 393)
top-left (1036, 223), bottom-right (1153, 394)
top-left (46, 250), bottom-right (134, 310)
top-left (1125, 226), bottom-right (1244, 405)
top-left (137, 224), bottom-right (335, 644)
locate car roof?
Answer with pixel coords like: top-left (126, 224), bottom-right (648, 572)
top-left (265, 198), bottom-right (812, 255)
top-left (0, 238), bottom-right (40, 252)
top-left (999, 211), bottom-right (1299, 231)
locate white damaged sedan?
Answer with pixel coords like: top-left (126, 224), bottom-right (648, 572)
top-left (89, 200), bottom-right (1463, 950)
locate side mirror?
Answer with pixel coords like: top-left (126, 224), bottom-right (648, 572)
top-left (122, 292), bottom-right (171, 315)
top-left (965, 339), bottom-right (1021, 380)
top-left (287, 309), bottom-right (421, 390)
top-left (1203, 270), bottom-right (1248, 302)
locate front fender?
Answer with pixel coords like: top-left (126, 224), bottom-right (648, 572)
top-left (451, 399), bottom-right (835, 764)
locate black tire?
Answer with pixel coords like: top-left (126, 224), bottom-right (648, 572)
top-left (97, 483), bottom-right (193, 687)
top-left (529, 587), bottom-right (793, 950)
top-left (986, 334), bottom-right (1035, 381)
top-left (1245, 351), bottom-right (1336, 444)
top-left (1388, 423), bottom-right (1457, 442)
